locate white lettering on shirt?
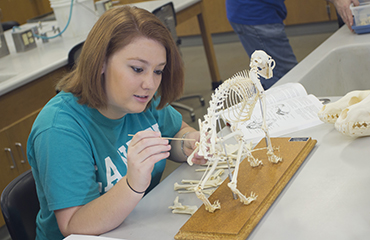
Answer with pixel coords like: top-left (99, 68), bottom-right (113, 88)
top-left (103, 123), bottom-right (161, 192)
top-left (151, 123), bottom-right (160, 132)
top-left (117, 146), bottom-right (128, 167)
top-left (104, 156), bottom-right (122, 192)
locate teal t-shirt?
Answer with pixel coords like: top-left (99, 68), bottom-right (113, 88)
top-left (27, 91), bottom-right (182, 240)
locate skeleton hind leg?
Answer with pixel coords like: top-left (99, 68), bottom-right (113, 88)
top-left (227, 141), bottom-right (258, 205)
top-left (195, 158), bottom-right (221, 212)
top-left (259, 96), bottom-right (282, 163)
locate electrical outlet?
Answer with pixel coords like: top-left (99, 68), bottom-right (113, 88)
top-left (12, 29), bottom-right (37, 52)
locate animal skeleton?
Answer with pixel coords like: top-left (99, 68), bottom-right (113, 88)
top-left (174, 176), bottom-right (223, 191)
top-left (318, 90), bottom-right (370, 137)
top-left (169, 197), bottom-right (198, 215)
top-left (177, 189), bottom-right (215, 195)
top-left (174, 170), bottom-right (224, 195)
top-left (195, 163), bottom-right (235, 172)
top-left (187, 50), bottom-right (282, 213)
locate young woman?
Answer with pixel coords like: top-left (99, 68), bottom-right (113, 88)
top-left (27, 6), bottom-right (205, 239)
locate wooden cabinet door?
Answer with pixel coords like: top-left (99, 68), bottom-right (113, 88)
top-left (0, 130), bottom-right (21, 188)
top-left (0, 0), bottom-right (53, 24)
top-left (0, 0), bottom-right (39, 24)
top-left (4, 111), bottom-right (39, 173)
top-left (0, 111), bottom-right (39, 226)
top-left (0, 130), bottom-right (22, 226)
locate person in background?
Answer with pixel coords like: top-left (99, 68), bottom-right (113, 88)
top-left (225, 0), bottom-right (298, 90)
top-left (328, 0), bottom-right (360, 29)
top-left (27, 6), bottom-right (205, 240)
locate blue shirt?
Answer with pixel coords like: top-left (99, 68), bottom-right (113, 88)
top-left (226, 0), bottom-right (287, 25)
top-left (27, 91), bottom-right (182, 240)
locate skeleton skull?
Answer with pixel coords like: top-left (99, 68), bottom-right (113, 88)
top-left (334, 93), bottom-right (370, 137)
top-left (250, 50), bottom-right (275, 79)
top-left (318, 90), bottom-right (370, 123)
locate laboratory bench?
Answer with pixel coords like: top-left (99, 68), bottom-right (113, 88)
top-left (275, 25), bottom-right (370, 96)
top-left (101, 26), bottom-right (370, 239)
top-left (101, 117), bottom-right (370, 240)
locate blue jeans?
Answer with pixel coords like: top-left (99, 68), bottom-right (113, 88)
top-left (229, 22), bottom-right (298, 89)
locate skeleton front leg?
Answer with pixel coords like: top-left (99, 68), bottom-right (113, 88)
top-left (195, 158), bottom-right (221, 212)
top-left (186, 143), bottom-right (200, 166)
top-left (241, 138), bottom-right (263, 167)
top-left (258, 94), bottom-right (282, 163)
top-left (227, 141), bottom-right (257, 205)
top-left (250, 55), bottom-right (282, 164)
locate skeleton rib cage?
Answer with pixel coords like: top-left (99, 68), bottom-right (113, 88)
top-left (196, 71), bottom-right (258, 157)
top-left (220, 70), bottom-right (259, 124)
top-left (187, 50), bottom-right (282, 213)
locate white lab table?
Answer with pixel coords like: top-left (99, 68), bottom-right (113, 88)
top-left (101, 25), bottom-right (370, 239)
top-left (101, 111), bottom-right (370, 240)
top-left (276, 25), bottom-right (370, 95)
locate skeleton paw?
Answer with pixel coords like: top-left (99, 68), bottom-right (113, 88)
top-left (205, 200), bottom-right (221, 213)
top-left (240, 192), bottom-right (257, 205)
top-left (267, 150), bottom-right (282, 163)
top-left (248, 156), bottom-right (263, 167)
top-left (268, 154), bottom-right (282, 163)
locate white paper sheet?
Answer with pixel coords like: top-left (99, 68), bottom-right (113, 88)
top-left (64, 234), bottom-right (126, 240)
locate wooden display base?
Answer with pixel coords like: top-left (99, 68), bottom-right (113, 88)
top-left (175, 137), bottom-right (317, 240)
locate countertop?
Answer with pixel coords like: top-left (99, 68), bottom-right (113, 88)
top-left (276, 25), bottom-right (370, 96)
top-left (101, 106), bottom-right (370, 239)
top-left (0, 21), bottom-right (86, 96)
top-left (101, 25), bottom-right (370, 240)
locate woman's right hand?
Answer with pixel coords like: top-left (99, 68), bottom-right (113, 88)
top-left (126, 131), bottom-right (170, 193)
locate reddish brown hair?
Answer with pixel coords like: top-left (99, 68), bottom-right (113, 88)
top-left (57, 6), bottom-right (184, 109)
